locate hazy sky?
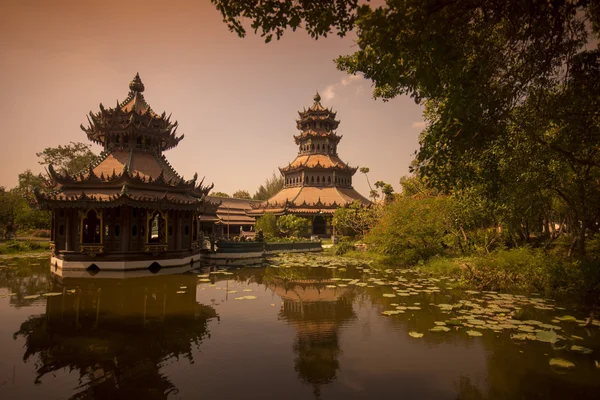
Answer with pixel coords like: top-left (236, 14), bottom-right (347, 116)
top-left (0, 0), bottom-right (423, 197)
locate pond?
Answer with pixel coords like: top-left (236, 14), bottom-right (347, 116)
top-left (0, 254), bottom-right (599, 399)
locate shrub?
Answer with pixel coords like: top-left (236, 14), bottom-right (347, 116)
top-left (278, 215), bottom-right (309, 237)
top-left (255, 213), bottom-right (279, 240)
top-left (334, 241), bottom-right (354, 256)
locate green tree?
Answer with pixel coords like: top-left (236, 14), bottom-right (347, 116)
top-left (374, 180), bottom-right (394, 203)
top-left (232, 190), bottom-right (252, 199)
top-left (17, 170), bottom-right (45, 201)
top-left (359, 167), bottom-right (378, 202)
top-left (253, 172), bottom-right (284, 200)
top-left (36, 141), bottom-right (97, 175)
top-left (211, 191), bottom-right (230, 198)
top-left (278, 215), bottom-right (309, 238)
top-left (332, 200), bottom-right (378, 238)
top-left (255, 213), bottom-right (279, 240)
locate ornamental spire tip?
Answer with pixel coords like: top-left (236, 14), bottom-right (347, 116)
top-left (129, 73), bottom-right (145, 93)
top-left (314, 91), bottom-right (321, 103)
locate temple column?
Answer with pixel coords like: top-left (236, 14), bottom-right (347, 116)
top-left (65, 210), bottom-right (71, 252)
top-left (122, 206), bottom-right (129, 252)
top-left (176, 211), bottom-right (182, 251)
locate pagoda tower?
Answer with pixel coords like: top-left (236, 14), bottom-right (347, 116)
top-left (35, 74), bottom-right (218, 275)
top-left (248, 92), bottom-right (370, 236)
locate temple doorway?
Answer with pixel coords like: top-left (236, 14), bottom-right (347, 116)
top-left (313, 216), bottom-right (326, 235)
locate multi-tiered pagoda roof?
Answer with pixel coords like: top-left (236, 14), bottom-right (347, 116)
top-left (35, 74), bottom-right (215, 211)
top-left (249, 93), bottom-right (370, 218)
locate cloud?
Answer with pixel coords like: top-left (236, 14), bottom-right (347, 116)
top-left (411, 121), bottom-right (426, 129)
top-left (322, 74), bottom-right (363, 100)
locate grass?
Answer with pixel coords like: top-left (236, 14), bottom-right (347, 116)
top-left (336, 244), bottom-right (600, 305)
top-left (0, 240), bottom-right (51, 255)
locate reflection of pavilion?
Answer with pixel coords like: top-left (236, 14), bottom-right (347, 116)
top-left (14, 273), bottom-right (217, 399)
top-left (267, 277), bottom-right (356, 398)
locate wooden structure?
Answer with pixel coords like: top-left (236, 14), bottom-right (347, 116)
top-left (35, 74), bottom-right (218, 275)
top-left (248, 93), bottom-right (370, 235)
top-left (206, 196), bottom-right (261, 238)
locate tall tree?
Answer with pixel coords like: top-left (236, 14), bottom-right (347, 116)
top-left (232, 190), bottom-right (252, 199)
top-left (211, 191), bottom-right (230, 198)
top-left (253, 172), bottom-right (284, 200)
top-left (36, 141), bottom-right (97, 175)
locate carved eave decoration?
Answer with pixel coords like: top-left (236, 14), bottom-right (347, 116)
top-left (279, 161), bottom-right (357, 174)
top-left (34, 185), bottom-right (218, 212)
top-left (293, 131), bottom-right (342, 144)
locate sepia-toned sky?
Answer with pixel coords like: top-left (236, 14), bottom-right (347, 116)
top-left (0, 0), bottom-right (423, 197)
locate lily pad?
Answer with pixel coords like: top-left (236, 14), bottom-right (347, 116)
top-left (234, 295), bottom-right (257, 300)
top-left (536, 330), bottom-right (559, 344)
top-left (382, 310), bottom-right (404, 316)
top-left (556, 315), bottom-right (577, 322)
top-left (42, 292), bottom-right (63, 297)
top-left (549, 358), bottom-right (575, 369)
top-left (466, 330), bottom-right (483, 337)
top-left (176, 291), bottom-right (186, 294)
top-left (408, 331), bottom-right (424, 338)
top-left (571, 345), bottom-right (593, 355)
top-left (383, 293), bottom-right (396, 298)
top-left (429, 326), bottom-right (451, 332)
top-left (198, 279), bottom-right (211, 283)
top-left (23, 295), bottom-right (40, 300)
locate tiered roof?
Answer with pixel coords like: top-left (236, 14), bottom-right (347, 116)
top-left (295, 92), bottom-right (340, 132)
top-left (279, 154), bottom-right (357, 173)
top-left (247, 186), bottom-right (370, 216)
top-left (35, 74), bottom-right (216, 211)
top-left (82, 73), bottom-right (183, 152)
top-left (250, 92), bottom-right (370, 216)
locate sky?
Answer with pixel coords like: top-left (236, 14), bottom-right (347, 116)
top-left (0, 0), bottom-right (424, 198)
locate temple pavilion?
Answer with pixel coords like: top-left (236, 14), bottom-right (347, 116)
top-left (247, 93), bottom-right (370, 236)
top-left (35, 74), bottom-right (218, 275)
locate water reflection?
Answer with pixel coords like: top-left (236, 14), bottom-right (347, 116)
top-left (13, 272), bottom-right (217, 399)
top-left (265, 268), bottom-right (357, 398)
top-left (1, 256), bottom-right (599, 399)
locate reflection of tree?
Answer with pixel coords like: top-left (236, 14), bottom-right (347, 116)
top-left (14, 273), bottom-right (217, 400)
top-left (266, 269), bottom-right (356, 399)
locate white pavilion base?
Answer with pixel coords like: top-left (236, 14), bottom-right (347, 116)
top-left (50, 254), bottom-right (201, 278)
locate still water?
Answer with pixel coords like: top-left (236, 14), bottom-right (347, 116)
top-left (0, 255), bottom-right (598, 399)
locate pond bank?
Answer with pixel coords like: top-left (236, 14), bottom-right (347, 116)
top-left (338, 247), bottom-right (600, 308)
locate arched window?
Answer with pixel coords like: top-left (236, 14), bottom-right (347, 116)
top-left (148, 211), bottom-right (167, 243)
top-left (317, 176), bottom-right (320, 183)
top-left (328, 176), bottom-right (331, 183)
top-left (311, 176), bottom-right (314, 183)
top-left (82, 209), bottom-right (101, 244)
top-left (114, 225), bottom-right (120, 237)
top-left (132, 224), bottom-right (138, 237)
top-left (311, 144), bottom-right (314, 150)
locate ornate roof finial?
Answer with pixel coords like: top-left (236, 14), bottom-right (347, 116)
top-left (129, 73), bottom-right (145, 93)
top-left (314, 91), bottom-right (321, 103)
